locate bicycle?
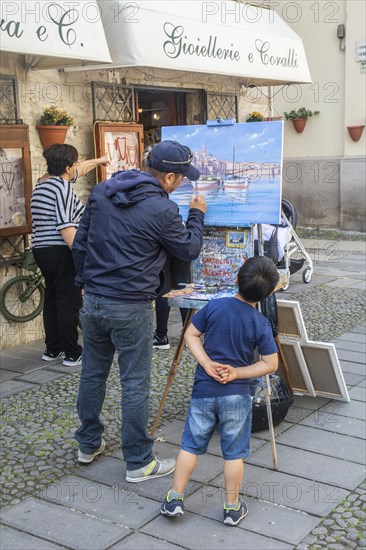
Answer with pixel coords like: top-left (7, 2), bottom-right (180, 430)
top-left (0, 249), bottom-right (45, 323)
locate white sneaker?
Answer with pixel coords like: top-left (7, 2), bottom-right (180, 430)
top-left (126, 457), bottom-right (175, 483)
top-left (63, 354), bottom-right (82, 367)
top-left (78, 438), bottom-right (105, 464)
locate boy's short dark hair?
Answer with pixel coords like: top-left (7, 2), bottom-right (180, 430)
top-left (43, 143), bottom-right (78, 176)
top-left (237, 256), bottom-right (279, 303)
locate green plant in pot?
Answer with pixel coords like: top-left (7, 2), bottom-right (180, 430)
top-left (284, 107), bottom-right (320, 133)
top-left (36, 106), bottom-right (74, 149)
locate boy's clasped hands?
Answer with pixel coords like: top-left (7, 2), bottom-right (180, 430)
top-left (203, 361), bottom-right (238, 384)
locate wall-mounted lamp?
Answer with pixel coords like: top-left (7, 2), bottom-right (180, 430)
top-left (337, 24), bottom-right (346, 51)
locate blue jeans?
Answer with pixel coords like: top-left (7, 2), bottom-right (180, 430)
top-left (181, 395), bottom-right (252, 460)
top-left (75, 293), bottom-right (155, 470)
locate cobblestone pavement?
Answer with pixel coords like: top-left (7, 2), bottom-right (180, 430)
top-left (297, 481), bottom-right (366, 550)
top-left (1, 239), bottom-right (365, 549)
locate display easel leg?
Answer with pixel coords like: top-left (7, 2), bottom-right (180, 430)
top-left (256, 223), bottom-right (279, 470)
top-left (275, 335), bottom-right (293, 393)
top-left (263, 373), bottom-right (279, 470)
top-left (151, 308), bottom-right (195, 436)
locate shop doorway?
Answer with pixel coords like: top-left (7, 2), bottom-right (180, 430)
top-left (136, 87), bottom-right (205, 147)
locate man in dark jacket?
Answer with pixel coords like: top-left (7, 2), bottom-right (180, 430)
top-left (73, 140), bottom-right (206, 483)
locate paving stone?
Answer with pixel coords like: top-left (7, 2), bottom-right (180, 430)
top-left (335, 340), bottom-right (366, 353)
top-left (292, 395), bottom-right (331, 411)
top-left (112, 440), bottom-right (231, 484)
top-left (321, 400), bottom-right (366, 421)
top-left (0, 369), bottom-right (18, 382)
top-left (302, 534), bottom-right (317, 544)
top-left (285, 404), bottom-right (314, 423)
top-left (76, 455), bottom-right (199, 502)
top-left (46, 364), bottom-right (82, 374)
top-left (343, 372), bottom-right (366, 387)
top-left (186, 487), bottom-right (319, 545)
top-left (38, 475), bottom-right (161, 528)
top-left (300, 410), bottom-right (366, 438)
top-left (0, 355), bottom-right (44, 373)
top-left (276, 424), bottom-right (365, 463)
top-left (312, 527), bottom-right (328, 535)
top-left (348, 386), bottom-right (366, 402)
top-left (110, 532), bottom-right (182, 549)
top-left (245, 443), bottom-right (366, 490)
top-left (0, 498), bottom-right (130, 549)
top-left (337, 330), bottom-right (366, 343)
top-left (340, 361), bottom-right (366, 375)
top-left (0, 380), bottom-right (37, 398)
top-left (16, 370), bottom-right (67, 384)
top-left (211, 464), bottom-right (348, 516)
top-left (337, 349), bottom-right (365, 364)
top-left (142, 511), bottom-right (293, 549)
top-left (0, 525), bottom-right (64, 549)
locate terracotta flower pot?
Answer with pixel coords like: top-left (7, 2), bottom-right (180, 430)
top-left (346, 125), bottom-right (364, 142)
top-left (292, 118), bottom-right (307, 133)
top-left (36, 125), bottom-right (69, 149)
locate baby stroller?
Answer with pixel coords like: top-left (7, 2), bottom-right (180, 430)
top-left (254, 199), bottom-right (313, 290)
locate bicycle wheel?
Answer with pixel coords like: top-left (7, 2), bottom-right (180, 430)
top-left (0, 276), bottom-right (45, 323)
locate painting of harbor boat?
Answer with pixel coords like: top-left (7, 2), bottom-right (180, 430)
top-left (162, 121), bottom-right (283, 226)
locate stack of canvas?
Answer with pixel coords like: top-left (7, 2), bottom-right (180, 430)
top-left (277, 300), bottom-right (349, 402)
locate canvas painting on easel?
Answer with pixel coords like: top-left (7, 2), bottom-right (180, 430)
top-left (162, 121), bottom-right (283, 226)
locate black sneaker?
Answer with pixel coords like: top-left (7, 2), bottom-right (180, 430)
top-left (153, 333), bottom-right (170, 350)
top-left (63, 354), bottom-right (82, 367)
top-left (160, 491), bottom-right (184, 517)
top-left (223, 500), bottom-right (248, 526)
top-left (42, 350), bottom-right (64, 361)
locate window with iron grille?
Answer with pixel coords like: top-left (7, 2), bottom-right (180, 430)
top-left (0, 76), bottom-right (21, 124)
top-left (91, 82), bottom-right (136, 122)
top-left (207, 93), bottom-right (238, 121)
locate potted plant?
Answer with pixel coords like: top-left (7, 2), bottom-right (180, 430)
top-left (36, 106), bottom-right (74, 149)
top-left (247, 111), bottom-right (264, 122)
top-left (283, 107), bottom-right (320, 133)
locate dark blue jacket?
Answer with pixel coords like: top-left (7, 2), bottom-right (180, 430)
top-left (72, 170), bottom-right (204, 301)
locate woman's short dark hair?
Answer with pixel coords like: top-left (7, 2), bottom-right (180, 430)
top-left (237, 256), bottom-right (279, 303)
top-left (43, 144), bottom-right (78, 176)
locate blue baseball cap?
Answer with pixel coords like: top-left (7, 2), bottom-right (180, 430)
top-left (147, 140), bottom-right (200, 181)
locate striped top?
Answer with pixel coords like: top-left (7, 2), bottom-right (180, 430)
top-left (31, 176), bottom-right (84, 248)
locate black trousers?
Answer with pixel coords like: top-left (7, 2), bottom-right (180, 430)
top-left (33, 246), bottom-right (82, 358)
top-left (155, 257), bottom-right (192, 338)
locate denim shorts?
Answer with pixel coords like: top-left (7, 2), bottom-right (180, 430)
top-left (181, 394), bottom-right (252, 460)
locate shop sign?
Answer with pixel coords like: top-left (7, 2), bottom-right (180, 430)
top-left (0, 0), bottom-right (111, 67)
top-left (98, 1), bottom-right (311, 84)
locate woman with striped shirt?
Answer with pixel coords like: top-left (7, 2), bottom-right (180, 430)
top-left (31, 144), bottom-right (109, 366)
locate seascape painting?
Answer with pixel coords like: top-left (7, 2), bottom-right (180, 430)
top-left (162, 121), bottom-right (283, 226)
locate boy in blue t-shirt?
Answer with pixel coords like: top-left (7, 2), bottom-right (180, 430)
top-left (160, 256), bottom-right (279, 526)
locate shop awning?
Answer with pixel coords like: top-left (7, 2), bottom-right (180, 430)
top-left (0, 0), bottom-right (111, 69)
top-left (93, 0), bottom-right (311, 85)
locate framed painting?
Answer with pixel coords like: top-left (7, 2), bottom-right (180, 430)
top-left (94, 122), bottom-right (144, 182)
top-left (226, 230), bottom-right (248, 248)
top-left (277, 299), bottom-right (308, 342)
top-left (278, 339), bottom-right (316, 397)
top-left (162, 121), bottom-right (283, 227)
top-left (300, 341), bottom-right (350, 402)
top-left (0, 124), bottom-right (32, 237)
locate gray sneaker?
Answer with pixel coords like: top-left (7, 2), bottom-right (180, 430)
top-left (126, 457), bottom-right (176, 483)
top-left (78, 438), bottom-right (105, 464)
